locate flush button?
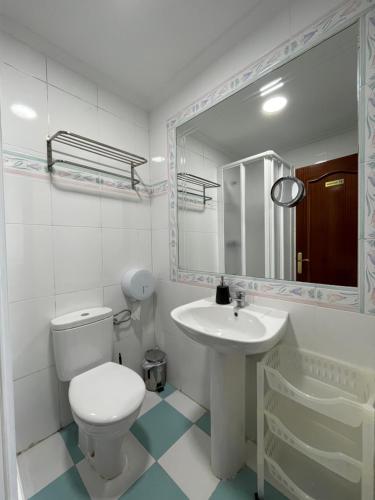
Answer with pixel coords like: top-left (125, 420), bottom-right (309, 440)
top-left (81, 312), bottom-right (89, 317)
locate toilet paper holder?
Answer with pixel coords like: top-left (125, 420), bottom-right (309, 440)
top-left (113, 308), bottom-right (131, 325)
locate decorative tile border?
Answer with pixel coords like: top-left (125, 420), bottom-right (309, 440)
top-left (168, 0), bottom-right (375, 314)
top-left (315, 286), bottom-right (360, 310)
top-left (363, 239), bottom-right (375, 312)
top-left (3, 149), bottom-right (156, 198)
top-left (177, 271), bottom-right (359, 310)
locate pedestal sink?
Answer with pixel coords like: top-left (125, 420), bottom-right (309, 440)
top-left (171, 296), bottom-right (288, 479)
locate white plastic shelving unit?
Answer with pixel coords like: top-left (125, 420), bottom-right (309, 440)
top-left (257, 345), bottom-right (375, 500)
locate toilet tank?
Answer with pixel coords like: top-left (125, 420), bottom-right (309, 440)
top-left (51, 307), bottom-right (113, 382)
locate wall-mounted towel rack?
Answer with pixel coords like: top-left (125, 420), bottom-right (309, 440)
top-left (47, 131), bottom-right (147, 189)
top-left (177, 172), bottom-right (220, 205)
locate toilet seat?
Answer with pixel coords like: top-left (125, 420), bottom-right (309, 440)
top-left (69, 362), bottom-right (145, 426)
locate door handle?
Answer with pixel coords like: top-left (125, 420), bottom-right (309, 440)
top-left (297, 252), bottom-right (310, 274)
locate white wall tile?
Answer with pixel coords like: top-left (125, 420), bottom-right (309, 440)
top-left (4, 172), bottom-right (51, 225)
top-left (104, 284), bottom-right (155, 374)
top-left (10, 297), bottom-right (55, 380)
top-left (149, 125), bottom-right (167, 184)
top-left (55, 287), bottom-right (103, 316)
top-left (51, 183), bottom-right (101, 227)
top-left (97, 88), bottom-right (136, 122)
top-left (103, 283), bottom-right (129, 313)
top-left (151, 229), bottom-right (169, 280)
top-left (180, 231), bottom-right (219, 273)
top-left (313, 307), bottom-right (375, 368)
top-left (98, 109), bottom-right (134, 152)
top-left (113, 329), bottom-right (144, 375)
top-left (6, 224), bottom-right (54, 302)
top-left (134, 125), bottom-right (150, 182)
top-left (0, 30), bottom-right (46, 80)
top-left (47, 58), bottom-right (97, 105)
top-left (14, 367), bottom-right (60, 452)
top-left (134, 108), bottom-right (149, 130)
top-left (252, 296), bottom-right (316, 345)
top-left (53, 226), bottom-right (102, 293)
top-left (102, 228), bottom-right (151, 285)
top-left (48, 85), bottom-right (98, 138)
top-left (102, 228), bottom-right (133, 285)
top-left (151, 194), bottom-right (168, 230)
top-left (101, 193), bottom-right (151, 230)
top-left (0, 64), bottom-right (48, 154)
top-left (1, 43), bottom-right (151, 453)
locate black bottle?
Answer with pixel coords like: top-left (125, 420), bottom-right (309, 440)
top-left (216, 276), bottom-right (231, 305)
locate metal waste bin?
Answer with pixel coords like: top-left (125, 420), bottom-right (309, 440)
top-left (142, 348), bottom-right (167, 392)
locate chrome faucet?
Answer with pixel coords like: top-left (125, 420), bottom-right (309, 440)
top-left (233, 290), bottom-right (246, 308)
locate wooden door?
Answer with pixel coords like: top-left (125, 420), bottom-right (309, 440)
top-left (295, 153), bottom-right (358, 286)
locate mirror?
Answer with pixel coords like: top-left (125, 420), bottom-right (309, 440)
top-left (176, 22), bottom-right (358, 287)
top-left (271, 176), bottom-right (305, 207)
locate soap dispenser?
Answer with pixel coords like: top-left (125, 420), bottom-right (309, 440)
top-left (216, 276), bottom-right (231, 305)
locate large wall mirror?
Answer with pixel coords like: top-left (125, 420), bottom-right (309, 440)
top-left (176, 23), bottom-right (358, 288)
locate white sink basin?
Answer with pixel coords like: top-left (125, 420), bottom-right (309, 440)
top-left (171, 296), bottom-right (288, 480)
top-left (171, 297), bottom-right (288, 354)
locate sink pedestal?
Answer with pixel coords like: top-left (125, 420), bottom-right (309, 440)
top-left (210, 349), bottom-right (246, 479)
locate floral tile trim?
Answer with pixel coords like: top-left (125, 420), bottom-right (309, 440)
top-left (364, 238), bottom-right (375, 313)
top-left (316, 286), bottom-right (360, 310)
top-left (253, 281), bottom-right (316, 302)
top-left (2, 150), bottom-right (162, 197)
top-left (3, 151), bottom-right (48, 178)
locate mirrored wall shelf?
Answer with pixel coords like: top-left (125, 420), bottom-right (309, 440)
top-left (47, 130), bottom-right (147, 189)
top-left (177, 172), bottom-right (220, 205)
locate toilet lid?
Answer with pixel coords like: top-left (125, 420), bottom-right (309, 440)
top-left (69, 362), bottom-right (145, 425)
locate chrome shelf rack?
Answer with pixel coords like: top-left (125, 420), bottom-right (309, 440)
top-left (177, 172), bottom-right (220, 205)
top-left (47, 130), bottom-right (147, 189)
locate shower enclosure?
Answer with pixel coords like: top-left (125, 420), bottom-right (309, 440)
top-left (219, 151), bottom-right (294, 280)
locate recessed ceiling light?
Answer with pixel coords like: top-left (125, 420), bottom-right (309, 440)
top-left (10, 103), bottom-right (37, 120)
top-left (259, 78), bottom-right (282, 93)
top-left (260, 81), bottom-right (284, 97)
top-left (151, 156), bottom-right (165, 163)
top-left (262, 96), bottom-right (287, 114)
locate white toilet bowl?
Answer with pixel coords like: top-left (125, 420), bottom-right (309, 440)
top-left (69, 361), bottom-right (145, 479)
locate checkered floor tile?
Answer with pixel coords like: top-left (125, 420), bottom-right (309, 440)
top-left (17, 384), bottom-right (287, 500)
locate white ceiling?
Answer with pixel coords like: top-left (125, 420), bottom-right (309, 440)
top-left (177, 23), bottom-right (358, 161)
top-left (0, 0), bottom-right (291, 110)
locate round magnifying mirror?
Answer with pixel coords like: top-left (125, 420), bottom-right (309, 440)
top-left (270, 176), bottom-right (305, 207)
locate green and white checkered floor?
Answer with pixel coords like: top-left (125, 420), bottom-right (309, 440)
top-left (18, 384), bottom-right (287, 499)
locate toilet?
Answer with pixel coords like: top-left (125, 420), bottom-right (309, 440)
top-left (51, 307), bottom-right (145, 480)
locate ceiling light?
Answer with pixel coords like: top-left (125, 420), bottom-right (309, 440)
top-left (262, 96), bottom-right (287, 114)
top-left (151, 156), bottom-right (165, 163)
top-left (260, 81), bottom-right (284, 97)
top-left (259, 78), bottom-right (282, 93)
top-left (10, 103), bottom-right (37, 120)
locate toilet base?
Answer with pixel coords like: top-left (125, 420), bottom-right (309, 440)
top-left (78, 428), bottom-right (127, 480)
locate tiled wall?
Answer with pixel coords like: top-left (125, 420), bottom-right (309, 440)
top-left (0, 31), bottom-right (154, 452)
top-left (177, 134), bottom-right (230, 273)
top-left (149, 0), bottom-right (375, 441)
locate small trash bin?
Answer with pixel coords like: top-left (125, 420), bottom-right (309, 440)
top-left (142, 348), bottom-right (167, 392)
